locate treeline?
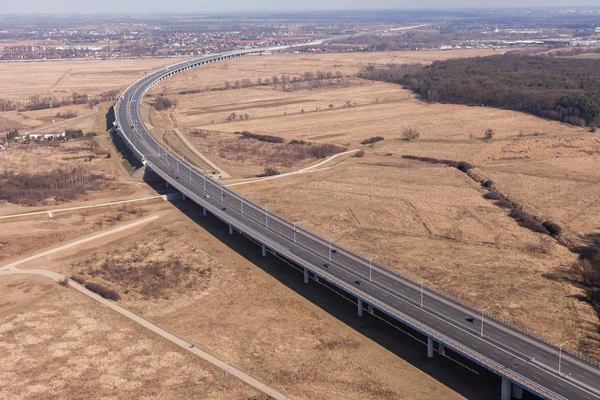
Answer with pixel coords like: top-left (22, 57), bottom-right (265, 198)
top-left (180, 70), bottom-right (349, 95)
top-left (0, 166), bottom-right (102, 206)
top-left (358, 54), bottom-right (600, 127)
top-left (0, 89), bottom-right (120, 112)
top-left (236, 130), bottom-right (284, 143)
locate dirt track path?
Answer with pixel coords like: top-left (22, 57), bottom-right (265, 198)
top-left (0, 216), bottom-right (292, 400)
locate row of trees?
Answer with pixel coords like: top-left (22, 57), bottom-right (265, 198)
top-left (0, 89), bottom-right (119, 112)
top-left (0, 166), bottom-right (102, 206)
top-left (358, 55), bottom-right (600, 127)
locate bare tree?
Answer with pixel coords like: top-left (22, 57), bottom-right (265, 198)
top-left (402, 128), bottom-right (420, 141)
top-left (484, 128), bottom-right (495, 141)
top-left (86, 139), bottom-right (100, 152)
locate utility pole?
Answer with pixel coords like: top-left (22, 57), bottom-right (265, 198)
top-left (558, 340), bottom-right (571, 375)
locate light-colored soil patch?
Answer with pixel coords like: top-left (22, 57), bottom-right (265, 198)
top-left (0, 275), bottom-right (261, 400)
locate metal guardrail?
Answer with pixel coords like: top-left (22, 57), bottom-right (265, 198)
top-left (115, 50), bottom-right (600, 400)
top-left (145, 161), bottom-right (568, 400)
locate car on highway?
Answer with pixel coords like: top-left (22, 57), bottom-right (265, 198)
top-left (323, 263), bottom-right (330, 268)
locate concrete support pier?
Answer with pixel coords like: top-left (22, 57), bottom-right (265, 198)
top-left (438, 342), bottom-right (445, 356)
top-left (202, 207), bottom-right (207, 216)
top-left (427, 337), bottom-right (434, 358)
top-left (357, 299), bottom-right (363, 317)
top-left (512, 384), bottom-right (523, 400)
top-left (501, 378), bottom-right (512, 400)
top-left (182, 194), bottom-right (186, 200)
top-left (228, 224), bottom-right (233, 235)
top-left (303, 268), bottom-right (309, 284)
top-left (261, 244), bottom-right (267, 257)
top-left (165, 182), bottom-right (169, 188)
top-left (367, 304), bottom-right (374, 315)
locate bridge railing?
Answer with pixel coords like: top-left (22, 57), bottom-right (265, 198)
top-left (116, 51), bottom-right (600, 394)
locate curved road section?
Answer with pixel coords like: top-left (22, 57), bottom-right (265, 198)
top-left (114, 49), bottom-right (600, 400)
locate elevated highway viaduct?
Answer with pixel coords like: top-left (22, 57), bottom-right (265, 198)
top-left (114, 47), bottom-right (600, 400)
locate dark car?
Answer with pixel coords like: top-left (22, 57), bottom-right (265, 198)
top-left (323, 263), bottom-right (330, 268)
top-left (354, 280), bottom-right (361, 286)
top-left (465, 317), bottom-right (475, 323)
top-left (332, 249), bottom-right (338, 253)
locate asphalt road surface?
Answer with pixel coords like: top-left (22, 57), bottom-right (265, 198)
top-left (115, 50), bottom-right (600, 400)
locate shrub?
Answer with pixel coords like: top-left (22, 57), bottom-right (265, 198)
top-left (354, 149), bottom-right (365, 158)
top-left (6, 129), bottom-right (19, 141)
top-left (360, 136), bottom-right (384, 145)
top-left (85, 132), bottom-right (98, 137)
top-left (495, 199), bottom-right (514, 209)
top-left (542, 221), bottom-right (562, 236)
top-left (85, 282), bottom-right (120, 301)
top-left (510, 209), bottom-right (549, 234)
top-left (154, 96), bottom-right (175, 111)
top-left (456, 161), bottom-right (473, 172)
top-left (65, 129), bottom-right (84, 140)
top-left (590, 126), bottom-right (597, 133)
top-left (483, 128), bottom-right (495, 141)
top-left (307, 143), bottom-right (345, 159)
top-left (58, 277), bottom-right (69, 287)
top-left (483, 191), bottom-right (502, 200)
top-left (289, 139), bottom-right (310, 145)
top-left (482, 180), bottom-right (495, 189)
top-left (240, 131), bottom-right (284, 143)
top-left (402, 128), bottom-right (420, 141)
top-left (71, 275), bottom-right (86, 284)
top-left (257, 167), bottom-right (281, 177)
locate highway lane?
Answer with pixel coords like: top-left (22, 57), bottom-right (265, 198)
top-left (116, 51), bottom-right (600, 400)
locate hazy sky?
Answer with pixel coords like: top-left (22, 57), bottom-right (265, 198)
top-left (2, 0), bottom-right (599, 14)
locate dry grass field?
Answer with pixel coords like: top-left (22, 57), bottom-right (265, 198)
top-left (0, 274), bottom-right (262, 400)
top-left (0, 101), bottom-right (157, 217)
top-left (234, 155), bottom-right (600, 355)
top-left (0, 57), bottom-right (186, 102)
top-left (1, 205), bottom-right (492, 400)
top-left (144, 51), bottom-right (600, 358)
top-left (0, 203), bottom-right (168, 263)
top-left (147, 51), bottom-right (587, 178)
top-left (0, 136), bottom-right (154, 216)
top-left (153, 49), bottom-right (505, 95)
